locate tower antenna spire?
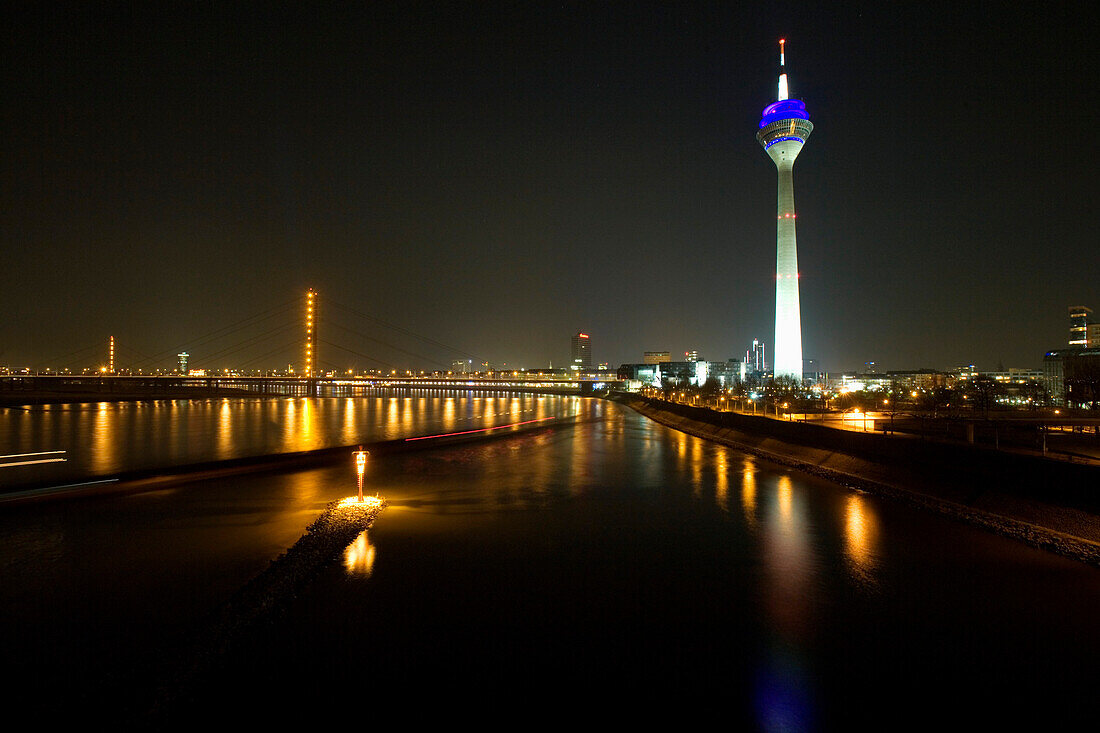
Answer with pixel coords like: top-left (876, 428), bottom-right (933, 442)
top-left (777, 38), bottom-right (788, 101)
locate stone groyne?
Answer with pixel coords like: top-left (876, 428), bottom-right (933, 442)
top-left (616, 395), bottom-right (1100, 566)
top-left (146, 496), bottom-right (386, 721)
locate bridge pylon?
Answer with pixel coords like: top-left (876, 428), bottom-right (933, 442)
top-left (305, 289), bottom-right (316, 378)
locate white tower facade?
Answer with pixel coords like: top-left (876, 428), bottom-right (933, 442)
top-left (757, 39), bottom-right (812, 381)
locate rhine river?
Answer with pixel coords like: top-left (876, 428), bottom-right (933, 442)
top-left (1, 391), bottom-right (1098, 727)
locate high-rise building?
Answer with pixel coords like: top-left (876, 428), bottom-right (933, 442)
top-left (1070, 305), bottom-right (1093, 346)
top-left (684, 350), bottom-right (700, 363)
top-left (745, 339), bottom-right (766, 373)
top-left (178, 352), bottom-right (189, 373)
top-left (571, 332), bottom-right (592, 371)
top-left (643, 351), bottom-right (671, 364)
top-left (757, 39), bottom-right (812, 380)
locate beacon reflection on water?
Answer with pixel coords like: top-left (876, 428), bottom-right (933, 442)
top-left (344, 530), bottom-right (377, 577)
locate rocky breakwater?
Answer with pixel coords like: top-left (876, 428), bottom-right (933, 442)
top-left (147, 496), bottom-right (386, 720)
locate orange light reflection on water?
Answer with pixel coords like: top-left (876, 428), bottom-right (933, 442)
top-left (844, 493), bottom-right (880, 586)
top-left (344, 531), bottom-right (377, 576)
top-left (690, 439), bottom-right (703, 497)
top-left (341, 398), bottom-right (357, 444)
top-left (741, 459), bottom-right (757, 526)
top-left (443, 397), bottom-right (456, 433)
top-left (217, 399), bottom-right (232, 459)
top-left (715, 450), bottom-right (729, 509)
top-left (90, 402), bottom-right (112, 475)
top-left (778, 475), bottom-right (793, 520)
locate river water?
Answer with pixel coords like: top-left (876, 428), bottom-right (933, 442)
top-left (1, 392), bottom-right (1097, 727)
top-left (0, 390), bottom-right (577, 486)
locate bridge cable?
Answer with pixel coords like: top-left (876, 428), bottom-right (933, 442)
top-left (317, 339), bottom-right (400, 372)
top-left (320, 320), bottom-right (452, 370)
top-left (196, 323), bottom-right (299, 367)
top-left (29, 342), bottom-right (102, 372)
top-left (126, 297), bottom-right (300, 370)
top-left (326, 299), bottom-right (484, 364)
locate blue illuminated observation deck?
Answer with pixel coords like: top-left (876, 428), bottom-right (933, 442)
top-left (757, 99), bottom-right (813, 149)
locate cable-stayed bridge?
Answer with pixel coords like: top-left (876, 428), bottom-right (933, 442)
top-left (2, 290), bottom-right (622, 397)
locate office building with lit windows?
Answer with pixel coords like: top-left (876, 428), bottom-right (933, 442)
top-left (1069, 305), bottom-right (1099, 347)
top-left (571, 332), bottom-right (592, 371)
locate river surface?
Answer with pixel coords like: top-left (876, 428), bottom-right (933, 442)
top-left (0, 392), bottom-right (1097, 727)
top-left (0, 390), bottom-right (575, 486)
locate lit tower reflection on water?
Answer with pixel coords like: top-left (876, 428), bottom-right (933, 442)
top-left (757, 473), bottom-right (814, 730)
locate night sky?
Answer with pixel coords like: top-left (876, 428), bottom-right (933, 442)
top-left (3, 2), bottom-right (1097, 374)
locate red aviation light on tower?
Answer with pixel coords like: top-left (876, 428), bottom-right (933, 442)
top-left (578, 333), bottom-right (589, 339)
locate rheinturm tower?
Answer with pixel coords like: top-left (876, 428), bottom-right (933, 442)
top-left (757, 39), bottom-right (812, 380)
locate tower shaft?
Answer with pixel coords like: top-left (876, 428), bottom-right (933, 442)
top-left (770, 142), bottom-right (803, 379)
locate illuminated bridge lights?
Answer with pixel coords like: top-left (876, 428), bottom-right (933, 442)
top-left (305, 288), bottom-right (317, 378)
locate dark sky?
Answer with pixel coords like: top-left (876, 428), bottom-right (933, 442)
top-left (3, 1), bottom-right (1097, 374)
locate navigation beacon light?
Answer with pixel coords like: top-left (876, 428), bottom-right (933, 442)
top-left (756, 38), bottom-right (813, 381)
top-left (353, 446), bottom-right (369, 502)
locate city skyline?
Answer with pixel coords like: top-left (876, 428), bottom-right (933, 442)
top-left (2, 3), bottom-right (1097, 373)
